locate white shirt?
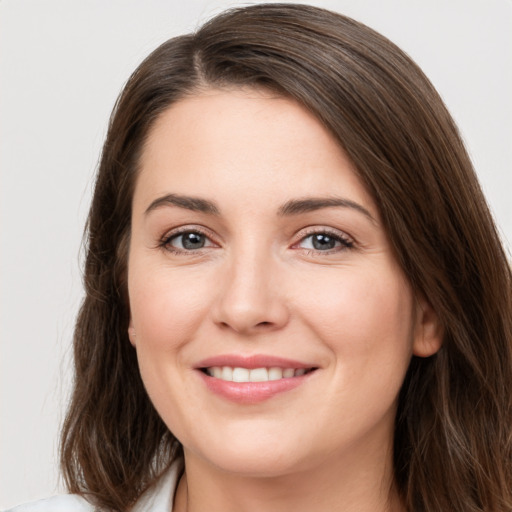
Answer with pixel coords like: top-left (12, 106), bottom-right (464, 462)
top-left (4, 458), bottom-right (183, 512)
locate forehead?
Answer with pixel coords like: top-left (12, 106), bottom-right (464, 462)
top-left (135, 88), bottom-right (376, 217)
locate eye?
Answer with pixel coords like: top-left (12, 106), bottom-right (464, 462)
top-left (296, 230), bottom-right (353, 252)
top-left (162, 229), bottom-right (215, 252)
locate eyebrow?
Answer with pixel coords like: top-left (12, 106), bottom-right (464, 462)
top-left (144, 193), bottom-right (375, 222)
top-left (278, 197), bottom-right (375, 222)
top-left (145, 193), bottom-right (220, 216)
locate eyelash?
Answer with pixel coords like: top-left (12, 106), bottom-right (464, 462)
top-left (293, 227), bottom-right (354, 255)
top-left (158, 226), bottom-right (354, 256)
top-left (158, 227), bottom-right (213, 255)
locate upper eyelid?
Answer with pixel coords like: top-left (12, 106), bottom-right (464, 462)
top-left (293, 226), bottom-right (354, 243)
top-left (162, 224), bottom-right (216, 240)
top-left (161, 224), bottom-right (351, 238)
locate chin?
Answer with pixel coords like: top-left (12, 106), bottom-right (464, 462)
top-left (188, 432), bottom-right (307, 477)
top-left (207, 451), bottom-right (301, 478)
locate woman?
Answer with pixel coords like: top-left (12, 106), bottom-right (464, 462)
top-left (8, 3), bottom-right (512, 511)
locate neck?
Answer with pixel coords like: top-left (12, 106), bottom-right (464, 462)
top-left (173, 442), bottom-right (404, 512)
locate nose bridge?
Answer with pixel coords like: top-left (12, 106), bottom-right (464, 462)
top-left (213, 235), bottom-right (289, 334)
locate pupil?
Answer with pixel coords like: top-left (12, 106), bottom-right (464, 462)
top-left (183, 232), bottom-right (205, 249)
top-left (312, 234), bottom-right (335, 250)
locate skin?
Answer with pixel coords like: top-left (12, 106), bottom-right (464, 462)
top-left (127, 88), bottom-right (442, 512)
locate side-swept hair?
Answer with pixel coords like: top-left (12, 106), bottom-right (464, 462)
top-left (61, 4), bottom-right (512, 511)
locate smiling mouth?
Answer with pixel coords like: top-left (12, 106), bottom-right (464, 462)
top-left (201, 366), bottom-right (317, 383)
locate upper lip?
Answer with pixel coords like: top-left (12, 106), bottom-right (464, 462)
top-left (195, 354), bottom-right (317, 370)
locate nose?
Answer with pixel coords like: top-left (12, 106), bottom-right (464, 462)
top-left (211, 247), bottom-right (290, 335)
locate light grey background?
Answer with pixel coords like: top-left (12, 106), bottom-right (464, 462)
top-left (1, 0), bottom-right (511, 508)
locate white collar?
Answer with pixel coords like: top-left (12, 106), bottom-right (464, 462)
top-left (131, 457), bottom-right (184, 512)
top-left (6, 458), bottom-right (184, 512)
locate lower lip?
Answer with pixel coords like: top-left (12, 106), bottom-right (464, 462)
top-left (198, 370), bottom-right (314, 404)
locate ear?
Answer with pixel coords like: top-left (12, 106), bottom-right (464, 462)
top-left (128, 319), bottom-right (137, 347)
top-left (412, 296), bottom-right (443, 357)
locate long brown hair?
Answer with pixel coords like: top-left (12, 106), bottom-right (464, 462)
top-left (60, 4), bottom-right (512, 510)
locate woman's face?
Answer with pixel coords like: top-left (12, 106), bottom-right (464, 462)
top-left (127, 88), bottom-right (440, 477)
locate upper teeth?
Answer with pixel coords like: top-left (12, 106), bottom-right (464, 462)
top-left (205, 366), bottom-right (308, 382)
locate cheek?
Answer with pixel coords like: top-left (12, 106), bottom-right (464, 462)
top-left (297, 262), bottom-right (415, 374)
top-left (294, 264), bottom-right (415, 442)
top-left (128, 261), bottom-right (215, 350)
top-left (127, 260), bottom-right (216, 433)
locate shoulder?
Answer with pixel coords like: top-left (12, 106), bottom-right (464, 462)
top-left (4, 494), bottom-right (94, 512)
top-left (5, 457), bottom-right (184, 512)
